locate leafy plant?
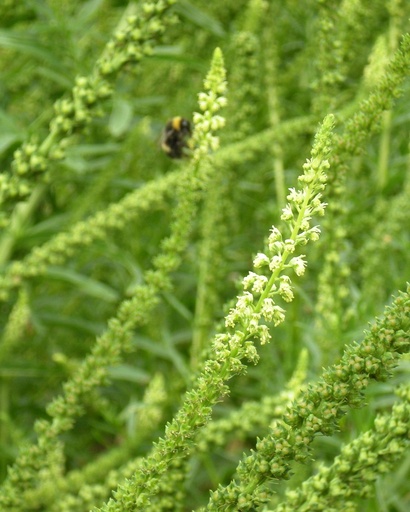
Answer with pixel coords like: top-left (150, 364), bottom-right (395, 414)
top-left (0, 1), bottom-right (409, 511)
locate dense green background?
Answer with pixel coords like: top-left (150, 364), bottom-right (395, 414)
top-left (0, 1), bottom-right (409, 510)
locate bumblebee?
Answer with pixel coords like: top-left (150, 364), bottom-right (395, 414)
top-left (161, 117), bottom-right (192, 158)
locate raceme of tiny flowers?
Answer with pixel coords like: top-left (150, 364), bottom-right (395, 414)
top-left (90, 106), bottom-right (334, 512)
top-left (314, 33), bottom-right (410, 357)
top-left (272, 382), bottom-right (410, 512)
top-left (225, 30), bottom-right (262, 144)
top-left (224, 114), bottom-right (334, 348)
top-left (165, 115), bottom-right (335, 506)
top-left (85, 47), bottom-right (228, 512)
top-left (0, 0), bottom-right (177, 227)
top-left (203, 286), bottom-right (410, 511)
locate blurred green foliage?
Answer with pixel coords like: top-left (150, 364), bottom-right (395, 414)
top-left (0, 0), bottom-right (409, 511)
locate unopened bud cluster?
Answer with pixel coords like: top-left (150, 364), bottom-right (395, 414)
top-left (275, 382), bottom-right (410, 511)
top-left (191, 48), bottom-right (228, 159)
top-left (97, 0), bottom-right (177, 76)
top-left (3, 0), bottom-right (177, 209)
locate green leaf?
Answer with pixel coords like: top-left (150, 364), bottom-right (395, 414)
top-left (109, 98), bottom-right (134, 138)
top-left (0, 29), bottom-right (67, 71)
top-left (108, 364), bottom-right (150, 384)
top-left (45, 267), bottom-right (120, 303)
top-left (35, 312), bottom-right (105, 335)
top-left (175, 1), bottom-right (226, 37)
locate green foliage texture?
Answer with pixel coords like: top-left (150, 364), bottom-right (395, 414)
top-left (0, 0), bottom-right (409, 511)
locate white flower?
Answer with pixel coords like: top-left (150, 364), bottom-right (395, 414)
top-left (243, 271), bottom-right (257, 290)
top-left (313, 201), bottom-right (327, 216)
top-left (193, 112), bottom-right (203, 124)
top-left (300, 217), bottom-right (311, 231)
top-left (248, 312), bottom-right (261, 334)
top-left (211, 116), bottom-right (225, 130)
top-left (217, 96), bottom-right (228, 108)
top-left (213, 333), bottom-right (230, 351)
top-left (258, 324), bottom-right (271, 344)
top-left (243, 272), bottom-right (267, 294)
top-left (236, 291), bottom-right (254, 309)
top-left (268, 226), bottom-right (282, 243)
top-left (269, 240), bottom-right (284, 255)
top-left (228, 332), bottom-right (243, 350)
top-left (287, 187), bottom-right (305, 204)
top-left (253, 252), bottom-right (270, 268)
top-left (281, 204), bottom-right (293, 221)
top-left (289, 256), bottom-right (307, 276)
top-left (225, 292), bottom-right (254, 328)
top-left (261, 299), bottom-right (286, 326)
top-left (244, 341), bottom-right (259, 361)
top-left (272, 306), bottom-right (286, 326)
top-left (260, 298), bottom-right (276, 322)
top-left (278, 277), bottom-right (294, 302)
top-left (269, 255), bottom-right (283, 272)
top-left (225, 310), bottom-right (238, 328)
top-left (253, 275), bottom-right (268, 294)
top-left (307, 226), bottom-right (321, 241)
top-left (284, 239), bottom-right (296, 253)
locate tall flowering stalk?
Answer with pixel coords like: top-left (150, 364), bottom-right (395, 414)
top-left (0, 46), bottom-right (227, 512)
top-left (223, 114), bottom-right (334, 347)
top-left (0, 0), bottom-right (177, 260)
top-left (272, 382), bottom-right (410, 512)
top-left (314, 32), bottom-right (410, 360)
top-left (185, 115), bottom-right (334, 511)
top-left (203, 285), bottom-right (410, 511)
top-left (92, 115), bottom-right (334, 511)
top-left (89, 46), bottom-right (227, 512)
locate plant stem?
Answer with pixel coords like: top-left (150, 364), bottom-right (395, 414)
top-left (0, 184), bottom-right (46, 266)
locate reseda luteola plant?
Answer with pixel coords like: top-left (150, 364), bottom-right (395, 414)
top-left (272, 381), bottom-right (410, 512)
top-left (0, 0), bottom-right (177, 247)
top-left (1, 1), bottom-right (410, 511)
top-left (0, 42), bottom-right (228, 511)
top-left (199, 287), bottom-right (410, 511)
top-left (90, 113), bottom-right (335, 512)
top-left (315, 29), bottom-right (410, 359)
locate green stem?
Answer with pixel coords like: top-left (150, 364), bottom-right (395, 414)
top-left (0, 376), bottom-right (10, 479)
top-left (377, 109), bottom-right (392, 190)
top-left (263, 16), bottom-right (286, 209)
top-left (191, 256), bottom-right (211, 370)
top-left (0, 184), bottom-right (46, 266)
top-left (273, 142), bottom-right (286, 209)
top-left (377, 6), bottom-right (400, 191)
